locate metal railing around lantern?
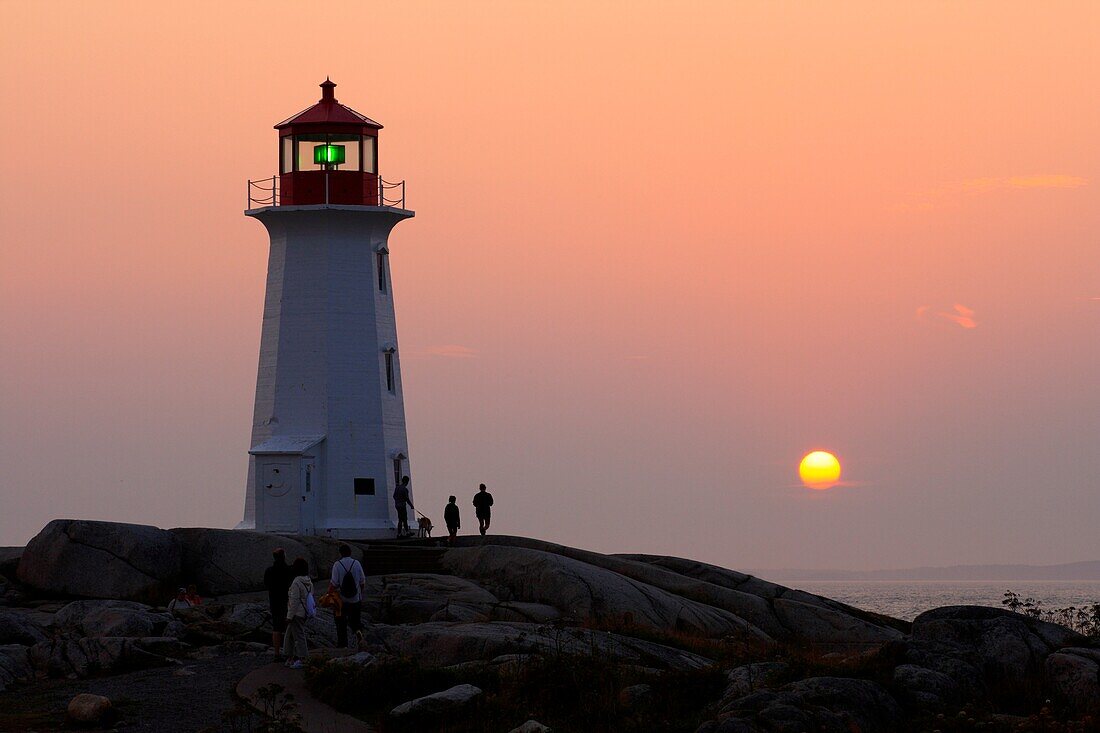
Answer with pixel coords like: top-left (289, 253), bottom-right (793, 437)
top-left (247, 176), bottom-right (280, 207)
top-left (246, 175), bottom-right (407, 210)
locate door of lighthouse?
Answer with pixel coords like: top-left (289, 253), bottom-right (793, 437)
top-left (257, 458), bottom-right (299, 533)
top-left (299, 459), bottom-right (316, 535)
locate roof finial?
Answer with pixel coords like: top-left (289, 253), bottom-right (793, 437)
top-left (320, 78), bottom-right (336, 103)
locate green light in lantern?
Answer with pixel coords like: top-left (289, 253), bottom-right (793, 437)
top-left (314, 144), bottom-right (346, 165)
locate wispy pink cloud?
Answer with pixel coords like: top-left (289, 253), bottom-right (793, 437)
top-left (897, 174), bottom-right (1087, 212)
top-left (954, 175), bottom-right (1087, 193)
top-left (917, 303), bottom-right (978, 329)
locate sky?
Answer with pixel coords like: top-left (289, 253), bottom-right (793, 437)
top-left (1, 1), bottom-right (1098, 571)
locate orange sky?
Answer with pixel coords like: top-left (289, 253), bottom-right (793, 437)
top-left (1, 2), bottom-right (1098, 569)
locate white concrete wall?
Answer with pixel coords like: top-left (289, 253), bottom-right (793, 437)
top-left (241, 205), bottom-right (415, 537)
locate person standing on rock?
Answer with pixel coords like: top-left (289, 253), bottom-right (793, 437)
top-left (394, 475), bottom-right (414, 538)
top-left (283, 557), bottom-right (313, 669)
top-left (330, 543), bottom-right (366, 649)
top-left (444, 495), bottom-right (460, 543)
top-left (263, 548), bottom-right (293, 656)
top-left (472, 483), bottom-right (494, 536)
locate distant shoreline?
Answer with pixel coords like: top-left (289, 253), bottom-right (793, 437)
top-left (750, 560), bottom-right (1100, 582)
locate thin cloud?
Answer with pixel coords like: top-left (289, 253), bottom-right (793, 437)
top-left (897, 174), bottom-right (1087, 211)
top-left (944, 303), bottom-right (977, 329)
top-left (955, 175), bottom-right (1087, 193)
top-left (917, 303), bottom-right (978, 329)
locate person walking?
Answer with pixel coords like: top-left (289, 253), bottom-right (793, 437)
top-left (393, 475), bottom-right (414, 538)
top-left (444, 496), bottom-right (460, 544)
top-left (330, 544), bottom-right (366, 649)
top-left (472, 483), bottom-right (494, 536)
top-left (283, 557), bottom-right (313, 669)
top-left (263, 548), bottom-right (293, 655)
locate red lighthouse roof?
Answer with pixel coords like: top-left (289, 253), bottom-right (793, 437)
top-left (275, 79), bottom-right (382, 134)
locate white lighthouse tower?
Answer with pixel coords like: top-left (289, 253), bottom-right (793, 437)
top-left (240, 80), bottom-right (414, 538)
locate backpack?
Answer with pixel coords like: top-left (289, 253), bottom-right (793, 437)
top-left (338, 559), bottom-right (358, 598)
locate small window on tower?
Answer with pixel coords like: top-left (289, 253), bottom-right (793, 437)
top-left (384, 350), bottom-right (395, 392)
top-left (377, 252), bottom-right (387, 293)
top-left (354, 478), bottom-right (375, 496)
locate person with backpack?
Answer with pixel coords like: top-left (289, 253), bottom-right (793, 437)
top-left (329, 543), bottom-right (366, 649)
top-left (473, 483), bottom-right (494, 536)
top-left (283, 557), bottom-right (313, 669)
top-left (444, 495), bottom-right (460, 544)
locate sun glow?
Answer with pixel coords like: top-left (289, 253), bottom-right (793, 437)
top-left (799, 451), bottom-right (841, 490)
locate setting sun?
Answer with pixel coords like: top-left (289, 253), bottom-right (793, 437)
top-left (799, 451), bottom-right (842, 490)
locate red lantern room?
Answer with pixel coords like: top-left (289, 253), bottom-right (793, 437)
top-left (273, 79), bottom-right (384, 206)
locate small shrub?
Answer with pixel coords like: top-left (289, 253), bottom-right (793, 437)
top-left (1003, 590), bottom-right (1100, 639)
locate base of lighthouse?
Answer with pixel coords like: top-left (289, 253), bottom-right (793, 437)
top-left (240, 204), bottom-right (415, 540)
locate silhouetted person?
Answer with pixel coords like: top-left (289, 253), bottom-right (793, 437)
top-left (472, 483), bottom-right (494, 536)
top-left (394, 476), bottom-right (414, 537)
top-left (330, 544), bottom-right (365, 649)
top-left (264, 548), bottom-right (293, 656)
top-left (444, 495), bottom-right (460, 544)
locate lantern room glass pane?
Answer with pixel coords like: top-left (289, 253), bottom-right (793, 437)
top-left (295, 134), bottom-right (361, 172)
top-left (281, 137), bottom-right (293, 174)
top-left (363, 136), bottom-right (376, 173)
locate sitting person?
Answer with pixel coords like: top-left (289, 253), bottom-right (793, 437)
top-left (167, 587), bottom-right (193, 612)
top-left (185, 584), bottom-right (203, 606)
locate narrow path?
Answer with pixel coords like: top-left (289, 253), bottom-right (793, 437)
top-left (237, 662), bottom-right (375, 733)
top-left (0, 654), bottom-right (268, 732)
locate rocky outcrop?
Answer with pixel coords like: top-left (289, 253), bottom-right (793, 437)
top-left (53, 600), bottom-right (184, 639)
top-left (441, 546), bottom-right (773, 646)
top-left (891, 663), bottom-right (963, 711)
top-left (718, 662), bottom-right (790, 713)
top-left (363, 621), bottom-right (714, 671)
top-left (366, 574), bottom-right (500, 624)
top-left (28, 637), bottom-right (175, 678)
top-left (1045, 647), bottom-right (1100, 718)
top-left (8, 521), bottom-right (1099, 729)
top-left (623, 553), bottom-right (908, 640)
top-left (0, 548), bottom-right (21, 580)
top-left (911, 605), bottom-right (1087, 706)
top-left (703, 677), bottom-right (904, 733)
top-left (0, 645), bottom-right (32, 692)
top-left (172, 528), bottom-right (312, 597)
top-left (446, 538), bottom-right (903, 651)
top-left (171, 527), bottom-right (358, 596)
top-left (390, 683), bottom-right (483, 722)
top-left (0, 609), bottom-right (48, 646)
top-left (17, 520), bottom-right (182, 604)
top-left (508, 722), bottom-right (552, 733)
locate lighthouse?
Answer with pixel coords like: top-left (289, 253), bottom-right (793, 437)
top-left (240, 80), bottom-right (414, 538)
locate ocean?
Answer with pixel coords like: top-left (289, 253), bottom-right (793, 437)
top-left (786, 580), bottom-right (1100, 621)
